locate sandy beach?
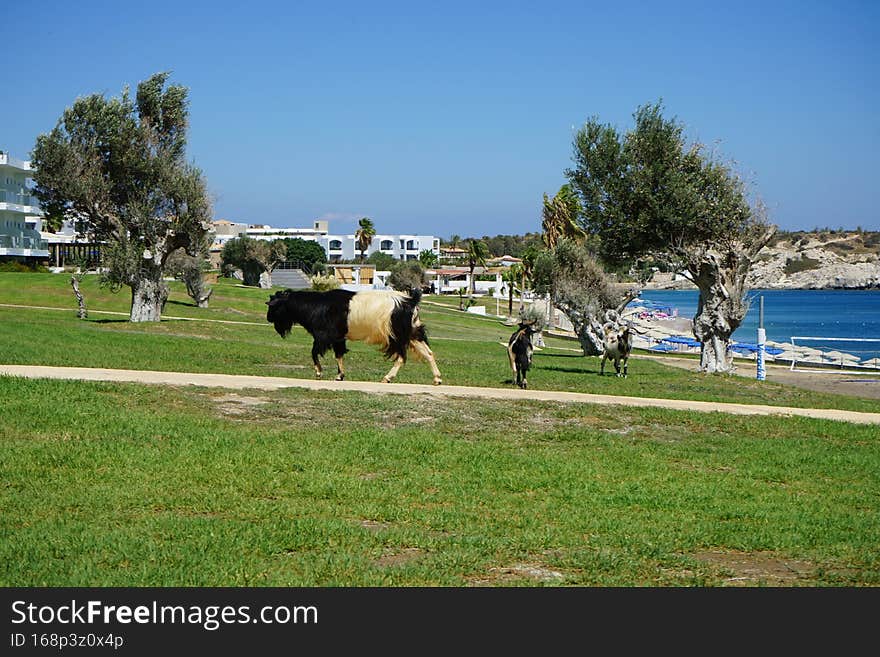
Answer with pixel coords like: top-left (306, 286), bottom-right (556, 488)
top-left (622, 303), bottom-right (880, 372)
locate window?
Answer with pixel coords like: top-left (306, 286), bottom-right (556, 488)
top-left (380, 240), bottom-right (393, 250)
top-left (406, 240), bottom-right (416, 250)
top-left (329, 240), bottom-right (342, 250)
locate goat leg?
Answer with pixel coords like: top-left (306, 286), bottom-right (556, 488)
top-left (411, 340), bottom-right (442, 385)
top-left (311, 344), bottom-right (323, 379)
top-left (382, 355), bottom-right (406, 383)
top-left (332, 341), bottom-right (347, 381)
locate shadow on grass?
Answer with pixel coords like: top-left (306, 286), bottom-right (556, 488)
top-left (538, 364), bottom-right (600, 375)
top-left (91, 318), bottom-right (129, 324)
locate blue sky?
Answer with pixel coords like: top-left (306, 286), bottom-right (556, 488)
top-left (4, 0), bottom-right (878, 237)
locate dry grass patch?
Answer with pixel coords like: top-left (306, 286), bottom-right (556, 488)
top-left (373, 547), bottom-right (424, 568)
top-left (358, 519), bottom-right (391, 532)
top-left (690, 550), bottom-right (814, 586)
top-left (213, 393), bottom-right (271, 416)
top-left (470, 562), bottom-right (566, 586)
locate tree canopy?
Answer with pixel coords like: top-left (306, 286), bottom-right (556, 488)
top-left (31, 72), bottom-right (211, 322)
top-left (280, 237), bottom-right (326, 272)
top-left (567, 101), bottom-right (771, 268)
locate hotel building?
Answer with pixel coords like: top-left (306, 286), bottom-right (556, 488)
top-left (0, 152), bottom-right (47, 262)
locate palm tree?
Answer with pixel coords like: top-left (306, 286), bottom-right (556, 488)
top-left (502, 263), bottom-right (523, 316)
top-left (541, 184), bottom-right (585, 249)
top-left (519, 246), bottom-right (539, 312)
top-left (354, 217), bottom-right (376, 262)
top-left (465, 239), bottom-right (489, 302)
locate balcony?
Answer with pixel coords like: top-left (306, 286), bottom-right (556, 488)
top-left (0, 230), bottom-right (48, 250)
top-left (0, 190), bottom-right (41, 212)
top-left (0, 227), bottom-right (49, 257)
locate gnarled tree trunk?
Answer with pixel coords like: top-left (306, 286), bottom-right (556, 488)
top-left (554, 288), bottom-right (639, 356)
top-left (691, 257), bottom-right (746, 373)
top-left (685, 227), bottom-right (775, 373)
top-left (70, 275), bottom-right (87, 319)
top-left (129, 263), bottom-right (169, 322)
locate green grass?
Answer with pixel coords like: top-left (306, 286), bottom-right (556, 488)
top-left (2, 376), bottom-right (878, 586)
top-left (0, 273), bottom-right (876, 412)
top-left (1, 272), bottom-right (878, 586)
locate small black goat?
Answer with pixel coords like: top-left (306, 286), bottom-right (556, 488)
top-left (266, 288), bottom-right (442, 385)
top-left (507, 321), bottom-right (537, 389)
top-left (600, 324), bottom-right (635, 378)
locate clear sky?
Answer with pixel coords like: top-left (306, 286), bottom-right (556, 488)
top-left (3, 0), bottom-right (878, 238)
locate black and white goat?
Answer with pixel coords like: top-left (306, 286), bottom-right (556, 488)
top-left (266, 288), bottom-right (442, 385)
top-left (507, 320), bottom-right (537, 389)
top-left (600, 324), bottom-right (635, 378)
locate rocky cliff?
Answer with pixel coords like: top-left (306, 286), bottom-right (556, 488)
top-left (644, 231), bottom-right (880, 290)
top-left (747, 231), bottom-right (880, 290)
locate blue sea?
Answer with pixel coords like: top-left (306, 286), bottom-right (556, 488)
top-left (634, 289), bottom-right (880, 360)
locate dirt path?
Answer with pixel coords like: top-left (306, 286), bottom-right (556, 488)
top-left (2, 364), bottom-right (879, 425)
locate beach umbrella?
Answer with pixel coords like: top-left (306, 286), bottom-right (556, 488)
top-left (649, 343), bottom-right (677, 352)
top-left (663, 335), bottom-right (701, 347)
top-left (861, 357), bottom-right (880, 368)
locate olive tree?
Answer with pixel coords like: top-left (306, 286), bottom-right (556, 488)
top-left (220, 235), bottom-right (286, 287)
top-left (567, 102), bottom-right (775, 372)
top-left (532, 239), bottom-right (637, 356)
top-left (31, 72), bottom-right (212, 322)
top-left (388, 261), bottom-right (425, 292)
top-left (166, 246), bottom-right (213, 308)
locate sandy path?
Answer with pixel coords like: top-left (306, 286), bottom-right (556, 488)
top-left (2, 364), bottom-right (878, 426)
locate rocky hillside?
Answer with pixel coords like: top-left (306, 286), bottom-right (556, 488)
top-left (747, 231), bottom-right (880, 289)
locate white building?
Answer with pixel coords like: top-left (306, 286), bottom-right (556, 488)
top-left (209, 219), bottom-right (439, 263)
top-left (0, 152), bottom-right (48, 261)
top-left (318, 232), bottom-right (439, 262)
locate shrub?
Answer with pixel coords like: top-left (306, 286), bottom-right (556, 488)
top-left (388, 261), bottom-right (425, 292)
top-left (783, 256), bottom-right (821, 275)
top-left (310, 274), bottom-right (340, 291)
top-left (0, 261), bottom-right (48, 273)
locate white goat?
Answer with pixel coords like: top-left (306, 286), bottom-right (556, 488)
top-left (600, 324), bottom-right (635, 378)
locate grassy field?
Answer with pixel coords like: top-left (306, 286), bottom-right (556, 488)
top-left (1, 272), bottom-right (879, 586)
top-left (0, 272), bottom-right (877, 412)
